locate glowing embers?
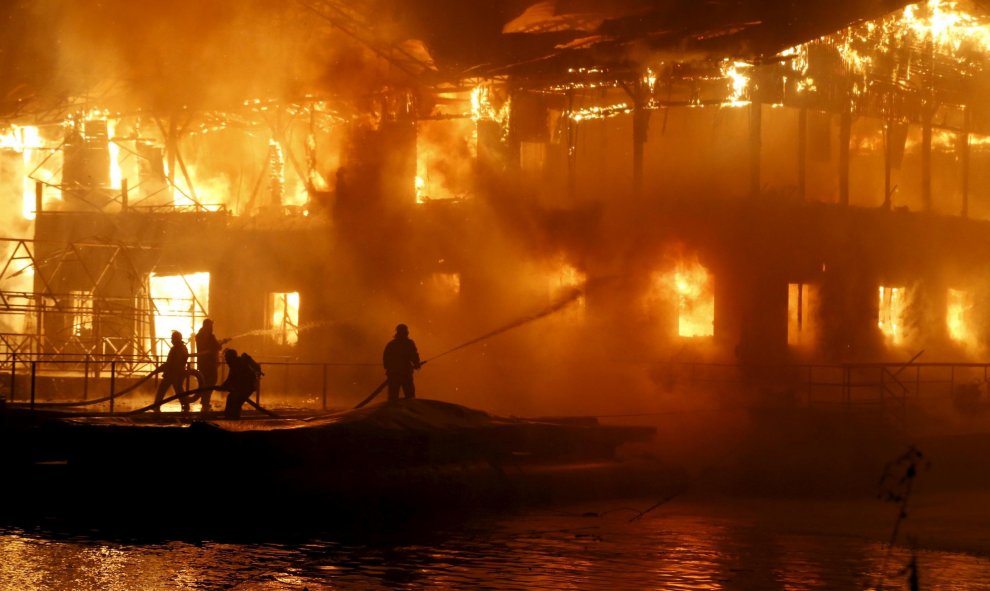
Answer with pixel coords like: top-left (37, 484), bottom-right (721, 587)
top-left (947, 288), bottom-right (975, 345)
top-left (878, 285), bottom-right (907, 344)
top-left (148, 272), bottom-right (210, 357)
top-left (787, 283), bottom-right (819, 347)
top-left (778, 0), bottom-right (990, 100)
top-left (719, 60), bottom-right (752, 107)
top-left (269, 292), bottom-right (300, 346)
top-left (470, 84), bottom-right (509, 124)
top-left (659, 259), bottom-right (715, 338)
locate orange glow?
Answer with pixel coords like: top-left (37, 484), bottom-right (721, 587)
top-left (416, 118), bottom-right (475, 203)
top-left (271, 291), bottom-right (300, 346)
top-left (470, 84), bottom-right (509, 123)
top-left (947, 288), bottom-right (974, 344)
top-left (878, 285), bottom-right (906, 344)
top-left (781, 0), bottom-right (990, 98)
top-left (788, 283), bottom-right (818, 347)
top-left (0, 125), bottom-right (60, 220)
top-left (149, 272), bottom-right (210, 357)
top-left (720, 60), bottom-right (752, 107)
top-left (551, 263), bottom-right (586, 314)
top-left (660, 260), bottom-right (715, 338)
top-left (427, 272), bottom-right (461, 306)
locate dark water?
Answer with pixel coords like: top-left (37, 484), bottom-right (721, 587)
top-left (1, 495), bottom-right (989, 591)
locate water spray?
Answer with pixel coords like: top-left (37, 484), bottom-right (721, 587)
top-left (354, 286), bottom-right (584, 409)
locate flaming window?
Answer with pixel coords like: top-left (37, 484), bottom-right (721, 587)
top-left (947, 288), bottom-right (974, 344)
top-left (149, 272), bottom-right (210, 357)
top-left (878, 285), bottom-right (906, 344)
top-left (788, 283), bottom-right (818, 347)
top-left (270, 292), bottom-right (300, 346)
top-left (0, 125), bottom-right (61, 220)
top-left (659, 259), bottom-right (715, 338)
top-left (416, 119), bottom-right (475, 204)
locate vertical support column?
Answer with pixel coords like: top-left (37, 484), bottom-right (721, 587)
top-left (34, 181), bottom-right (43, 216)
top-left (9, 354), bottom-right (15, 402)
top-left (109, 361), bottom-right (116, 415)
top-left (922, 37), bottom-right (934, 213)
top-left (121, 177), bottom-right (128, 212)
top-left (83, 354), bottom-right (90, 401)
top-left (798, 108), bottom-right (807, 201)
top-left (566, 91), bottom-right (577, 200)
top-left (922, 109), bottom-right (932, 212)
top-left (884, 116), bottom-right (893, 209)
top-left (30, 361), bottom-right (36, 411)
top-left (961, 107), bottom-right (971, 219)
top-left (321, 363), bottom-right (328, 411)
top-left (632, 79), bottom-right (649, 198)
top-left (167, 117), bottom-right (177, 200)
top-left (750, 101), bottom-right (762, 199)
top-left (839, 109), bottom-right (851, 207)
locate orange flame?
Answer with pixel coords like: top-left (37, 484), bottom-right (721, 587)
top-left (659, 260), bottom-right (715, 338)
top-left (878, 285), bottom-right (906, 345)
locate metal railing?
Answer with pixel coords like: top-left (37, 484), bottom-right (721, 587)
top-left (0, 355), bottom-right (383, 414)
top-left (678, 361), bottom-right (990, 417)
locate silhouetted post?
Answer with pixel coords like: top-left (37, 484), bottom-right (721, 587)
top-left (9, 354), bottom-right (15, 402)
top-left (961, 107), bottom-right (971, 218)
top-left (121, 177), bottom-right (128, 212)
top-left (30, 361), bottom-right (36, 411)
top-left (839, 110), bottom-right (851, 206)
top-left (321, 363), bottom-right (328, 411)
top-left (922, 37), bottom-right (934, 213)
top-left (566, 90), bottom-right (577, 200)
top-left (750, 101), bottom-right (761, 199)
top-left (921, 110), bottom-right (932, 212)
top-left (884, 114), bottom-right (893, 209)
top-left (35, 181), bottom-right (43, 215)
top-left (798, 108), bottom-right (807, 200)
top-left (109, 361), bottom-right (116, 415)
top-left (632, 79), bottom-right (650, 198)
top-left (83, 355), bottom-right (89, 400)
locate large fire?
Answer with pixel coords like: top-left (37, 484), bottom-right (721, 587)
top-left (658, 260), bottom-right (715, 338)
top-left (149, 272), bottom-right (210, 357)
top-left (270, 291), bottom-right (300, 346)
top-left (878, 285), bottom-right (906, 345)
top-left (946, 288), bottom-right (974, 345)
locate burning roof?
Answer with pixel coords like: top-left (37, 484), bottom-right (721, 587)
top-left (0, 0), bottom-right (918, 122)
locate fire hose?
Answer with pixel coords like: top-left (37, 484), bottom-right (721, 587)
top-left (353, 287), bottom-right (583, 409)
top-left (7, 367), bottom-right (192, 408)
top-left (127, 386), bottom-right (280, 418)
top-left (11, 365), bottom-right (280, 418)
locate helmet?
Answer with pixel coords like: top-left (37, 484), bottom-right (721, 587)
top-left (395, 323), bottom-right (409, 336)
top-left (171, 330), bottom-right (183, 342)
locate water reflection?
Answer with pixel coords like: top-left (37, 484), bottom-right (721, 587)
top-left (0, 501), bottom-right (988, 591)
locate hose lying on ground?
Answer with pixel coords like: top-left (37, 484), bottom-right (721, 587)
top-left (7, 369), bottom-right (164, 408)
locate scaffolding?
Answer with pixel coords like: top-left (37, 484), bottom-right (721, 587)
top-left (0, 236), bottom-right (208, 375)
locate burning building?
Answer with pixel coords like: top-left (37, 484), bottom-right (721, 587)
top-left (3, 0), bottom-right (990, 415)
